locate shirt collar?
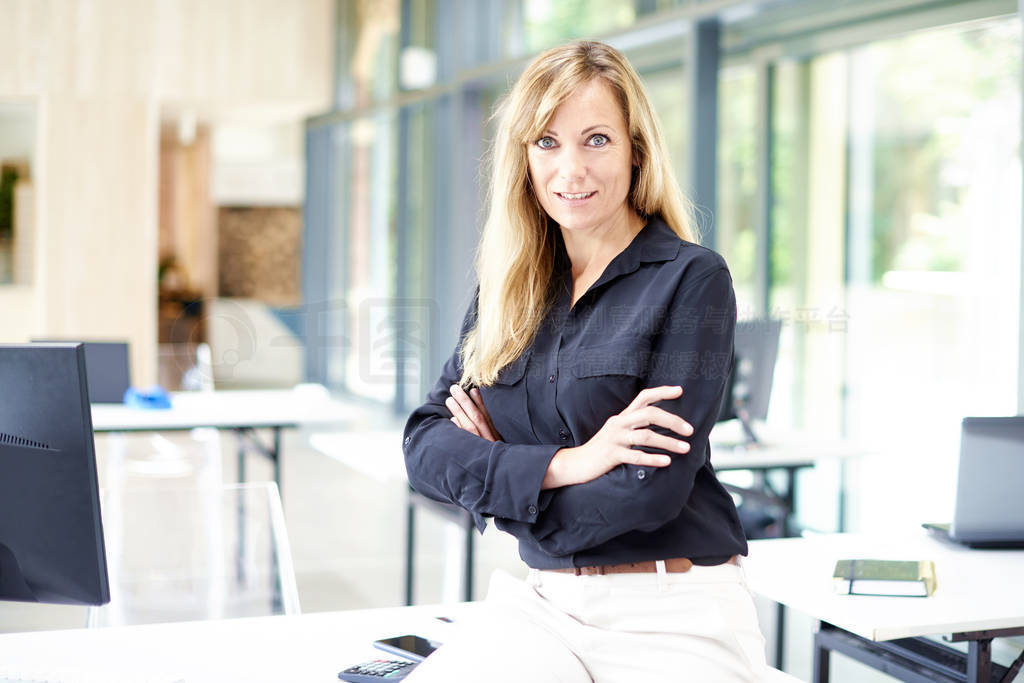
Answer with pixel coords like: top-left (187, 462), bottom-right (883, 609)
top-left (553, 215), bottom-right (683, 294)
top-left (597, 216), bottom-right (683, 292)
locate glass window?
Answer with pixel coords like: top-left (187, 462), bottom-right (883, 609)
top-left (329, 112), bottom-right (399, 404)
top-left (642, 65), bottom-right (689, 203)
top-left (398, 102), bottom-right (438, 410)
top-left (844, 18), bottom-right (1021, 527)
top-left (505, 0), bottom-right (639, 56)
top-left (770, 17), bottom-right (1021, 530)
top-left (336, 0), bottom-right (401, 107)
top-left (717, 64), bottom-right (758, 310)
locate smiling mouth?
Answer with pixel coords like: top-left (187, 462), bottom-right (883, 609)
top-left (556, 191), bottom-right (596, 200)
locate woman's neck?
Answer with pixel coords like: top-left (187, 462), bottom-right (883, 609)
top-left (561, 210), bottom-right (645, 281)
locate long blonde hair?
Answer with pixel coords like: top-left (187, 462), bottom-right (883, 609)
top-left (460, 40), bottom-right (697, 387)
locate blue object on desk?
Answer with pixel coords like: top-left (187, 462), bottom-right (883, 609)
top-left (123, 386), bottom-right (172, 410)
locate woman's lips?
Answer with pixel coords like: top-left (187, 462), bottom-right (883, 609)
top-left (555, 191), bottom-right (596, 205)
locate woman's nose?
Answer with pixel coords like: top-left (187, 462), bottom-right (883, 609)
top-left (557, 148), bottom-right (585, 182)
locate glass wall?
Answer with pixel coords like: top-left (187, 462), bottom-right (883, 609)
top-left (717, 64), bottom-right (758, 309)
top-left (768, 15), bottom-right (1021, 531)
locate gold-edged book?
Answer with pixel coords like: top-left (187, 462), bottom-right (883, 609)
top-left (832, 559), bottom-right (937, 597)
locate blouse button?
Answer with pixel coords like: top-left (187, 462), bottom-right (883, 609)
top-left (403, 437), bottom-right (411, 446)
top-left (637, 469), bottom-right (647, 480)
top-left (528, 504), bottom-right (538, 516)
top-left (558, 429), bottom-right (569, 441)
top-left (548, 374), bottom-right (555, 383)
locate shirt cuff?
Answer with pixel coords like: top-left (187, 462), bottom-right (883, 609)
top-left (488, 442), bottom-right (561, 524)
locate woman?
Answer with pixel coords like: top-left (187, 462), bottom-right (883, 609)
top-left (403, 40), bottom-right (767, 681)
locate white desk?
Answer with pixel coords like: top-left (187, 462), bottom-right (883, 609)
top-left (744, 533), bottom-right (1024, 682)
top-left (92, 388), bottom-right (356, 495)
top-left (0, 602), bottom-right (477, 682)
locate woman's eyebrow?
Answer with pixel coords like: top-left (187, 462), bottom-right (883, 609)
top-left (542, 124), bottom-right (613, 137)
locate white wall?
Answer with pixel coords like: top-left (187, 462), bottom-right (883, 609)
top-left (0, 0), bottom-right (334, 383)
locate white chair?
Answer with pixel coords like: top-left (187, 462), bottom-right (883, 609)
top-left (89, 481), bottom-right (300, 627)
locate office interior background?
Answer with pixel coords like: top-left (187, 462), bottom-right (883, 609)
top-left (0, 0), bottom-right (1022, 680)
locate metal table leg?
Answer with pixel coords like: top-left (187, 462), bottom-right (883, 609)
top-left (405, 490), bottom-right (416, 606)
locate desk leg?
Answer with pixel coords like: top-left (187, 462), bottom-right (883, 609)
top-left (775, 603), bottom-right (786, 670)
top-left (405, 491), bottom-right (416, 606)
top-left (271, 427), bottom-right (282, 502)
top-left (237, 430), bottom-right (247, 484)
top-left (837, 459), bottom-right (847, 532)
top-left (967, 639), bottom-right (992, 683)
top-left (812, 624), bottom-right (831, 683)
top-left (463, 516), bottom-right (474, 602)
top-left (269, 429), bottom-right (283, 613)
top-left (236, 430), bottom-right (247, 585)
top-left (783, 466), bottom-right (798, 537)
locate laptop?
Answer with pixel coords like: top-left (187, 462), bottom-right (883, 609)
top-left (923, 416), bottom-right (1024, 549)
top-left (32, 340), bottom-right (131, 404)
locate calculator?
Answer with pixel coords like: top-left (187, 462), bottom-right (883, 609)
top-left (338, 658), bottom-right (418, 681)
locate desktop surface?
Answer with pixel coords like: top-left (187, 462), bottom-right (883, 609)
top-left (91, 387), bottom-right (353, 432)
top-left (0, 602), bottom-right (476, 683)
top-left (744, 532), bottom-right (1024, 642)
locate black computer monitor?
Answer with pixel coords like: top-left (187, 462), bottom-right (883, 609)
top-left (717, 319), bottom-right (782, 444)
top-left (0, 343), bottom-right (110, 606)
top-left (31, 340), bottom-right (131, 404)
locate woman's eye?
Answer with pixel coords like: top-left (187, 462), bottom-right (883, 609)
top-left (588, 134), bottom-right (609, 147)
top-left (536, 136), bottom-right (556, 149)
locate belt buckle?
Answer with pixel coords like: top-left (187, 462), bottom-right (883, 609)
top-left (574, 565), bottom-right (606, 576)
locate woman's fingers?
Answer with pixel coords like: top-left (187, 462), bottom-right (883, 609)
top-left (623, 405), bottom-right (693, 439)
top-left (619, 444), bottom-right (674, 467)
top-left (453, 384), bottom-right (497, 440)
top-left (469, 387), bottom-right (501, 440)
top-left (445, 393), bottom-right (481, 437)
top-left (447, 384), bottom-right (497, 441)
top-left (627, 428), bottom-right (690, 454)
top-left (626, 384), bottom-right (683, 412)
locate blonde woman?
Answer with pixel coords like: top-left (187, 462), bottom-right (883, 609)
top-left (403, 40), bottom-right (767, 681)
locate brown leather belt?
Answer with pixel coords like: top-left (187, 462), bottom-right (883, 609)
top-left (548, 555), bottom-right (739, 576)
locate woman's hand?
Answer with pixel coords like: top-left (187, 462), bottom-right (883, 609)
top-left (542, 385), bottom-right (693, 489)
top-left (445, 384), bottom-right (503, 442)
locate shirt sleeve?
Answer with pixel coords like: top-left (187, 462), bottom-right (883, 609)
top-left (516, 265), bottom-right (737, 557)
top-left (402, 293), bottom-right (562, 532)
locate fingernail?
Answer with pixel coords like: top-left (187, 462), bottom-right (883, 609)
top-left (660, 456), bottom-right (672, 465)
top-left (678, 441), bottom-right (689, 451)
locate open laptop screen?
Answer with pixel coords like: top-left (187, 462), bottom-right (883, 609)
top-left (950, 416), bottom-right (1024, 546)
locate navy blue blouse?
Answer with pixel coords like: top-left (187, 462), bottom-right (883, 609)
top-left (403, 216), bottom-right (747, 569)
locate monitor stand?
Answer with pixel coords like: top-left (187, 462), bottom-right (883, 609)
top-left (0, 543), bottom-right (36, 602)
top-left (735, 405), bottom-right (761, 446)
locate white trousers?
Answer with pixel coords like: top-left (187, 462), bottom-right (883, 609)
top-left (407, 561), bottom-right (769, 682)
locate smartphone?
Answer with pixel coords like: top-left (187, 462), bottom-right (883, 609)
top-left (372, 635), bottom-right (440, 662)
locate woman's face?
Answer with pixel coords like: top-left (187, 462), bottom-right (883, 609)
top-left (527, 79), bottom-right (635, 236)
